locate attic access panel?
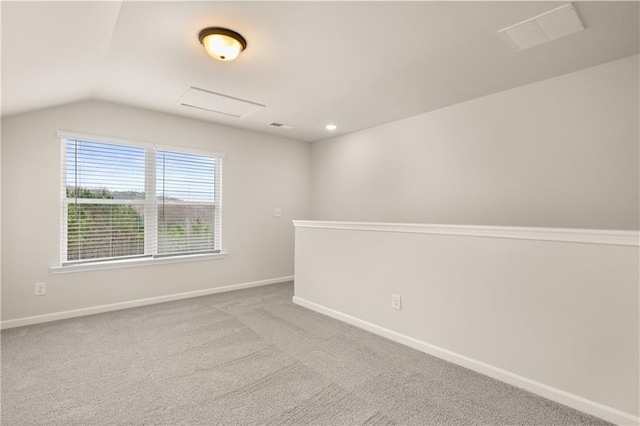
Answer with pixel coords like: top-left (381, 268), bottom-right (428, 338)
top-left (177, 87), bottom-right (265, 118)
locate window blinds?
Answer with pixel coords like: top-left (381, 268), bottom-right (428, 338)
top-left (156, 150), bottom-right (221, 256)
top-left (61, 136), bottom-right (222, 264)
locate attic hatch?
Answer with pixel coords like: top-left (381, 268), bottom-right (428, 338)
top-left (177, 87), bottom-right (265, 118)
top-left (498, 3), bottom-right (584, 51)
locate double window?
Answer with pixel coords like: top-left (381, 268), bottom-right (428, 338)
top-left (60, 132), bottom-right (223, 266)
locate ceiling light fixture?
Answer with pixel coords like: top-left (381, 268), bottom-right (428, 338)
top-left (325, 124), bottom-right (337, 131)
top-left (198, 27), bottom-right (247, 61)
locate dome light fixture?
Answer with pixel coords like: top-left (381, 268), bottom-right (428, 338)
top-left (198, 27), bottom-right (247, 61)
top-left (325, 124), bottom-right (337, 131)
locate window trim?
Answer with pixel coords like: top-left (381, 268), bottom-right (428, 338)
top-left (57, 131), bottom-right (226, 158)
top-left (50, 252), bottom-right (228, 274)
top-left (56, 130), bottom-right (225, 270)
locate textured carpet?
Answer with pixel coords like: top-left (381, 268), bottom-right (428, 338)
top-left (2, 282), bottom-right (610, 425)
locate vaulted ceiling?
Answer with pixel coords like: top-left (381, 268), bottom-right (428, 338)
top-left (2, 1), bottom-right (638, 142)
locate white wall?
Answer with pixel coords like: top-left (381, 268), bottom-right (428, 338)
top-left (311, 55), bottom-right (639, 230)
top-left (1, 100), bottom-right (310, 322)
top-left (293, 222), bottom-right (639, 422)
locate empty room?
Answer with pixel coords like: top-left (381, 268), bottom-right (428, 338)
top-left (1, 1), bottom-right (638, 425)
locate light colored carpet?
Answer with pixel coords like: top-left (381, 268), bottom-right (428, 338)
top-left (2, 282), bottom-right (609, 425)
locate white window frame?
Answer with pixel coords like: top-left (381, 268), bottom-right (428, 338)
top-left (52, 130), bottom-right (226, 274)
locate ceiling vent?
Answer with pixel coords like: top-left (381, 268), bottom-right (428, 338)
top-left (177, 87), bottom-right (264, 118)
top-left (268, 122), bottom-right (293, 129)
top-left (498, 3), bottom-right (584, 52)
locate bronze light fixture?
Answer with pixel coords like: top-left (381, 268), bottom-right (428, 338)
top-left (198, 27), bottom-right (247, 61)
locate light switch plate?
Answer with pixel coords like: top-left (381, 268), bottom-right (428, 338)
top-left (392, 294), bottom-right (401, 310)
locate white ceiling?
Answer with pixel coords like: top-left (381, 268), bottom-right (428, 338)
top-left (2, 1), bottom-right (638, 142)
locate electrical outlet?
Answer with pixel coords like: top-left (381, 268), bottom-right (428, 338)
top-left (35, 282), bottom-right (46, 296)
top-left (392, 294), bottom-right (401, 310)
top-left (273, 208), bottom-right (282, 217)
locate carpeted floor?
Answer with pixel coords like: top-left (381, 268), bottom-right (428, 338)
top-left (2, 282), bottom-right (610, 425)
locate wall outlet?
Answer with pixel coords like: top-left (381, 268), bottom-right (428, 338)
top-left (392, 294), bottom-right (401, 310)
top-left (273, 208), bottom-right (282, 217)
top-left (35, 282), bottom-right (46, 296)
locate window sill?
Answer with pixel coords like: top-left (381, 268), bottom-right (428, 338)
top-left (50, 252), bottom-right (228, 274)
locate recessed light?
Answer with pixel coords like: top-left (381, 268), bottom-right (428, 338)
top-left (325, 124), bottom-right (337, 131)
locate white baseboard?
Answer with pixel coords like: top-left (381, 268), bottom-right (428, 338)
top-left (292, 296), bottom-right (639, 426)
top-left (0, 276), bottom-right (293, 330)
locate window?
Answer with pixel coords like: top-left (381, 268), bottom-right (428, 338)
top-left (60, 132), bottom-right (223, 266)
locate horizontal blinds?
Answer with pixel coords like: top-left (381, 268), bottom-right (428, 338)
top-left (61, 137), bottom-right (222, 264)
top-left (63, 139), bottom-right (148, 263)
top-left (66, 204), bottom-right (145, 261)
top-left (156, 150), bottom-right (219, 255)
top-left (65, 140), bottom-right (146, 199)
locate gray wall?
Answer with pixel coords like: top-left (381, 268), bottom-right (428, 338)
top-left (311, 55), bottom-right (639, 230)
top-left (1, 100), bottom-right (310, 321)
top-left (293, 223), bottom-right (639, 419)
